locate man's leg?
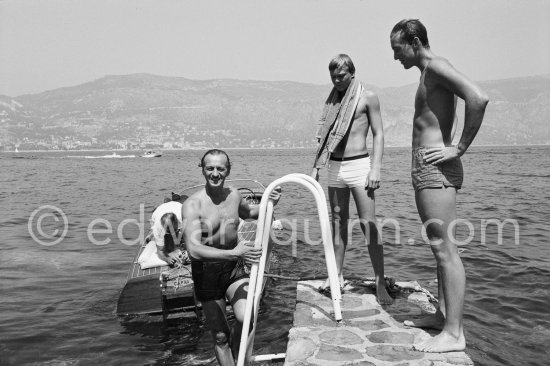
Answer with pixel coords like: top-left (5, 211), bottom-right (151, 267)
top-left (202, 299), bottom-right (234, 366)
top-left (322, 186), bottom-right (350, 289)
top-left (413, 187), bottom-right (466, 352)
top-left (404, 192), bottom-right (447, 330)
top-left (350, 187), bottom-right (393, 304)
top-left (436, 265), bottom-right (446, 318)
top-left (226, 277), bottom-right (252, 363)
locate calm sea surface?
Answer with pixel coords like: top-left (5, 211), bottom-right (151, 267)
top-left (1, 146), bottom-right (549, 366)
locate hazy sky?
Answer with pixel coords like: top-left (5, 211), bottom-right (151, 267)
top-left (1, 0), bottom-right (549, 96)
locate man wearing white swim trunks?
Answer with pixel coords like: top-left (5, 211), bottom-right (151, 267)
top-left (328, 153), bottom-right (371, 188)
top-left (311, 54), bottom-right (393, 305)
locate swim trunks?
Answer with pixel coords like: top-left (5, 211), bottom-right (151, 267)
top-left (328, 154), bottom-right (371, 188)
top-left (191, 259), bottom-right (249, 302)
top-left (411, 147), bottom-right (463, 192)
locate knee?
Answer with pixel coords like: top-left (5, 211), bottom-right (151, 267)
top-left (430, 243), bottom-right (458, 263)
top-left (425, 230), bottom-right (446, 249)
top-left (233, 310), bottom-right (244, 324)
top-left (233, 311), bottom-right (250, 328)
top-left (232, 310), bottom-right (253, 332)
top-left (215, 331), bottom-right (229, 347)
top-left (331, 203), bottom-right (349, 219)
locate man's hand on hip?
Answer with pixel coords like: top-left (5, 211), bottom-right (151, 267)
top-left (424, 146), bottom-right (460, 165)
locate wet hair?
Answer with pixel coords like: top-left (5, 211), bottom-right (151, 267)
top-left (328, 54), bottom-right (355, 75)
top-left (391, 19), bottom-right (430, 48)
top-left (199, 149), bottom-right (231, 173)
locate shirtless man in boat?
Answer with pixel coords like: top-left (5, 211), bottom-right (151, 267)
top-left (182, 149), bottom-right (281, 366)
top-left (390, 19), bottom-right (488, 352)
top-left (311, 54), bottom-right (393, 305)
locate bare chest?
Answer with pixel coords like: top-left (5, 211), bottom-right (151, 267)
top-left (414, 78), bottom-right (455, 117)
top-left (414, 79), bottom-right (430, 112)
top-left (200, 198), bottom-right (240, 231)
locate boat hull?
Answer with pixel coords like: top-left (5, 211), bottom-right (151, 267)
top-left (117, 273), bottom-right (192, 316)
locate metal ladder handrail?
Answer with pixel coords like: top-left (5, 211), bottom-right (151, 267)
top-left (237, 173), bottom-right (342, 365)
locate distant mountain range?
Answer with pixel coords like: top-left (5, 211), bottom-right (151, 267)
top-left (1, 73), bottom-right (549, 150)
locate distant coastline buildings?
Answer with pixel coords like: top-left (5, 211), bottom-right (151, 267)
top-left (0, 132), bottom-right (318, 151)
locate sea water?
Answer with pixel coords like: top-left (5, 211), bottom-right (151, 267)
top-left (0, 146), bottom-right (548, 365)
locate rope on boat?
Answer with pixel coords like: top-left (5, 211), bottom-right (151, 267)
top-left (161, 266), bottom-right (193, 290)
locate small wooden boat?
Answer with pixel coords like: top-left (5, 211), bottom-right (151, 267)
top-left (116, 179), bottom-right (274, 319)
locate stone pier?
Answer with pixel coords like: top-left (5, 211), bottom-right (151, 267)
top-left (283, 280), bottom-right (473, 366)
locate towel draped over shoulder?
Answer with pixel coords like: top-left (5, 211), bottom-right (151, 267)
top-left (313, 78), bottom-right (364, 168)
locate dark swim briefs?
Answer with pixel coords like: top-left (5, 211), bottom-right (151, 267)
top-left (191, 260), bottom-right (249, 302)
top-left (411, 147), bottom-right (463, 192)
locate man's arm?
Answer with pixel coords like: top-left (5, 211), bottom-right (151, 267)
top-left (425, 59), bottom-right (489, 164)
top-left (183, 198), bottom-right (261, 262)
top-left (365, 91), bottom-right (384, 191)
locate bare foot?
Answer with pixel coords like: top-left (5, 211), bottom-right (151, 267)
top-left (318, 277), bottom-right (346, 294)
top-left (413, 330), bottom-right (465, 353)
top-left (318, 278), bottom-right (330, 294)
top-left (404, 311), bottom-right (445, 330)
top-left (376, 285), bottom-right (394, 305)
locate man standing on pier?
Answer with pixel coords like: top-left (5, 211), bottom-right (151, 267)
top-left (390, 19), bottom-right (488, 352)
top-left (311, 54), bottom-right (393, 305)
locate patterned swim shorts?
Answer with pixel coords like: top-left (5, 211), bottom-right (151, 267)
top-left (411, 147), bottom-right (463, 192)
